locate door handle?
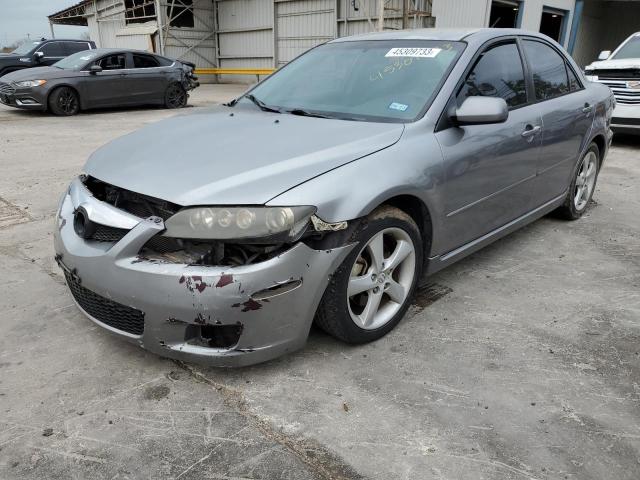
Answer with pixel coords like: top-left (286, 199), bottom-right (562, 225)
top-left (521, 125), bottom-right (541, 138)
top-left (582, 103), bottom-right (593, 114)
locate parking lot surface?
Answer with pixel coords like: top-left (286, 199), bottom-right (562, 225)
top-left (0, 85), bottom-right (639, 480)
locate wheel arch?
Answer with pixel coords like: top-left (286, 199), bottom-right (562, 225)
top-left (590, 133), bottom-right (607, 169)
top-left (377, 194), bottom-right (433, 259)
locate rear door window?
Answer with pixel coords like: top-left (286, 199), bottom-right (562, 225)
top-left (132, 54), bottom-right (160, 68)
top-left (63, 42), bottom-right (91, 55)
top-left (522, 40), bottom-right (570, 100)
top-left (457, 41), bottom-right (528, 109)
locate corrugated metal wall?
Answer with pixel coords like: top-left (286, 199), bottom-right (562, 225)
top-left (431, 0), bottom-right (490, 29)
top-left (83, 0), bottom-right (436, 83)
top-left (161, 0), bottom-right (217, 67)
top-left (215, 0), bottom-right (273, 82)
top-left (274, 0), bottom-right (335, 66)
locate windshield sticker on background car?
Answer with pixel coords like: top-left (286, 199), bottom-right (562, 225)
top-left (385, 47), bottom-right (442, 58)
top-left (389, 102), bottom-right (409, 111)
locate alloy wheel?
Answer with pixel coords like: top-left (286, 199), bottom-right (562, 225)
top-left (574, 151), bottom-right (598, 211)
top-left (167, 84), bottom-right (186, 108)
top-left (58, 88), bottom-right (78, 115)
top-left (347, 227), bottom-right (416, 330)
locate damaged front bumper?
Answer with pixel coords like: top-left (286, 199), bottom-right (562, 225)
top-left (53, 179), bottom-right (353, 367)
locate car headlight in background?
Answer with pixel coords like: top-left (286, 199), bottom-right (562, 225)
top-left (584, 74), bottom-right (598, 82)
top-left (163, 206), bottom-right (316, 242)
top-left (15, 80), bottom-right (47, 88)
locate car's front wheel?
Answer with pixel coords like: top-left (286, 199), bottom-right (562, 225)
top-left (556, 143), bottom-right (600, 220)
top-left (315, 205), bottom-right (423, 344)
top-left (164, 83), bottom-right (187, 109)
top-left (48, 87), bottom-right (80, 116)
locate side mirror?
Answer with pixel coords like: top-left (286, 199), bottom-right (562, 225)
top-left (598, 50), bottom-right (611, 61)
top-left (33, 51), bottom-right (44, 62)
top-left (454, 96), bottom-right (508, 125)
top-left (89, 65), bottom-right (102, 74)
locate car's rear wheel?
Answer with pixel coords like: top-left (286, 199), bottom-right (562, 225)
top-left (48, 87), bottom-right (80, 116)
top-left (165, 83), bottom-right (187, 109)
top-left (315, 205), bottom-right (423, 344)
top-left (556, 143), bottom-right (600, 220)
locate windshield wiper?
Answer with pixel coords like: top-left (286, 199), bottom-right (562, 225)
top-left (244, 94), bottom-right (281, 113)
top-left (288, 108), bottom-right (332, 119)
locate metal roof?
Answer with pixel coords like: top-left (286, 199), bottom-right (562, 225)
top-left (48, 0), bottom-right (91, 26)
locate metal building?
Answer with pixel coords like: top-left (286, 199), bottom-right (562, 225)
top-left (48, 0), bottom-right (640, 83)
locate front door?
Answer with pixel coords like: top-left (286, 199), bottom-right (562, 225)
top-left (434, 40), bottom-right (542, 253)
top-left (35, 41), bottom-right (66, 66)
top-left (521, 39), bottom-right (595, 203)
top-left (80, 53), bottom-right (131, 108)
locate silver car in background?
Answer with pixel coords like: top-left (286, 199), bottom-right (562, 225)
top-left (54, 28), bottom-right (613, 367)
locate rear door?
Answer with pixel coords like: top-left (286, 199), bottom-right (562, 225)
top-left (434, 39), bottom-right (542, 251)
top-left (123, 53), bottom-right (169, 104)
top-left (81, 53), bottom-right (131, 107)
top-left (521, 38), bottom-right (594, 203)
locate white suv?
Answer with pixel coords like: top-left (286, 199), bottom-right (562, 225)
top-left (585, 32), bottom-right (640, 134)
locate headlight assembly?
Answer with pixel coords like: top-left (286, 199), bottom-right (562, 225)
top-left (15, 80), bottom-right (47, 88)
top-left (163, 206), bottom-right (316, 242)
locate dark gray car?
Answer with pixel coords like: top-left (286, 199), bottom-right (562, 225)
top-left (0, 48), bottom-right (199, 115)
top-left (54, 29), bottom-right (613, 366)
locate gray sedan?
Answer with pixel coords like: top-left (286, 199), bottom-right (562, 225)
top-left (54, 28), bottom-right (613, 366)
top-left (0, 48), bottom-right (199, 115)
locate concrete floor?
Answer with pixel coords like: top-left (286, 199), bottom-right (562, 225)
top-left (0, 84), bottom-right (638, 480)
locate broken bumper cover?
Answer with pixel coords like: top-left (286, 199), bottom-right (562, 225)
top-left (53, 182), bottom-right (354, 367)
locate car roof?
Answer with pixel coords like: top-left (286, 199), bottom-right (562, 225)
top-left (86, 48), bottom-right (159, 55)
top-left (331, 28), bottom-right (553, 43)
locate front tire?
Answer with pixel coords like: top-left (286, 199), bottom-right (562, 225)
top-left (164, 83), bottom-right (187, 109)
top-left (315, 205), bottom-right (423, 344)
top-left (555, 143), bottom-right (600, 220)
top-left (48, 87), bottom-right (80, 116)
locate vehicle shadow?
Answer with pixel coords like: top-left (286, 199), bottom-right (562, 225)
top-left (0, 103), bottom-right (195, 118)
top-left (612, 132), bottom-right (640, 147)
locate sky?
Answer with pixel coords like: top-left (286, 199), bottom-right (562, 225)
top-left (0, 0), bottom-right (89, 48)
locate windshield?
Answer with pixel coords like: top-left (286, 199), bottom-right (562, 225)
top-left (245, 40), bottom-right (465, 122)
top-left (613, 36), bottom-right (640, 59)
top-left (53, 50), bottom-right (101, 70)
top-left (11, 41), bottom-right (41, 55)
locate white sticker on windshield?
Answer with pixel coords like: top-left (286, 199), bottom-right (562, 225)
top-left (389, 102), bottom-right (408, 112)
top-left (385, 47), bottom-right (441, 58)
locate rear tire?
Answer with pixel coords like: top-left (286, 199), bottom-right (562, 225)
top-left (555, 143), bottom-right (600, 220)
top-left (315, 205), bottom-right (423, 344)
top-left (164, 83), bottom-right (187, 109)
top-left (48, 87), bottom-right (80, 116)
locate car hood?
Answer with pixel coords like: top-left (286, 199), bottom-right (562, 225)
top-left (586, 58), bottom-right (640, 70)
top-left (85, 106), bottom-right (405, 206)
top-left (1, 66), bottom-right (76, 81)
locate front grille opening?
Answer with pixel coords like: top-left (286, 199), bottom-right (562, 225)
top-left (90, 224), bottom-right (130, 242)
top-left (65, 271), bottom-right (145, 335)
top-left (139, 236), bottom-right (289, 267)
top-left (185, 323), bottom-right (243, 349)
top-left (84, 176), bottom-right (180, 220)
